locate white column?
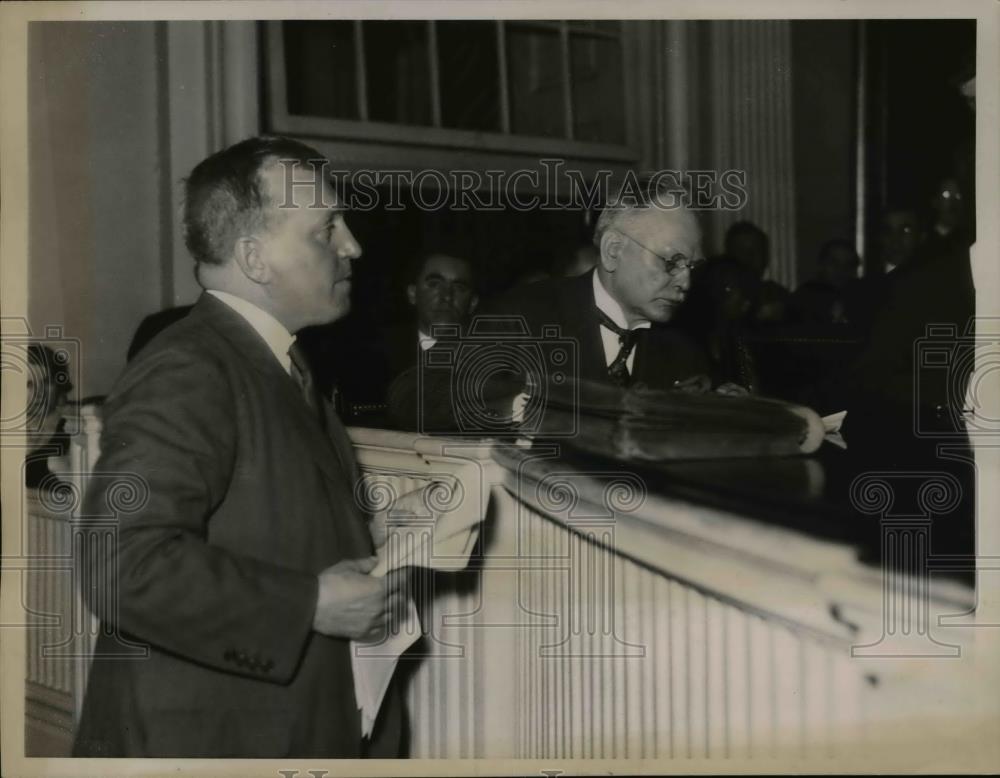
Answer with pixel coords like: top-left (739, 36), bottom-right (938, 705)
top-left (164, 21), bottom-right (260, 307)
top-left (221, 21), bottom-right (261, 146)
top-left (663, 21), bottom-right (690, 172)
top-left (708, 21), bottom-right (798, 289)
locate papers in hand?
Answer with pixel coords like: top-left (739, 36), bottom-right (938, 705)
top-left (351, 480), bottom-right (485, 737)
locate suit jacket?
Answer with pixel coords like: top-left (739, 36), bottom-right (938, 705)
top-left (73, 293), bottom-right (387, 758)
top-left (126, 305), bottom-right (193, 361)
top-left (388, 271), bottom-right (708, 431)
top-left (840, 239), bottom-right (975, 438)
top-left (323, 320), bottom-right (446, 428)
top-left (483, 271), bottom-right (708, 387)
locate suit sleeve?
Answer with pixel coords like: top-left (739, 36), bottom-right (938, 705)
top-left (80, 345), bottom-right (318, 684)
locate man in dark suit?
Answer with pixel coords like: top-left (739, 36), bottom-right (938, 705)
top-left (399, 252), bottom-right (478, 372)
top-left (333, 251), bottom-right (478, 427)
top-left (74, 136), bottom-right (406, 758)
top-left (389, 199), bottom-right (713, 432)
top-left (126, 305), bottom-right (192, 361)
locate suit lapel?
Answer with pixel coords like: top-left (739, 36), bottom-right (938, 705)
top-left (192, 294), bottom-right (348, 486)
top-left (557, 272), bottom-right (608, 383)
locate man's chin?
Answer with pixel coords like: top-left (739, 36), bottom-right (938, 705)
top-left (306, 301), bottom-right (351, 328)
top-left (646, 300), bottom-right (678, 322)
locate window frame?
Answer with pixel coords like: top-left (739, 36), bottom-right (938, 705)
top-left (264, 20), bottom-right (639, 163)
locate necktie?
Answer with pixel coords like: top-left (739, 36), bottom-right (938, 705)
top-left (597, 309), bottom-right (639, 388)
top-left (288, 340), bottom-right (327, 431)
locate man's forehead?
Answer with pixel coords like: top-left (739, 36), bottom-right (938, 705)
top-left (626, 208), bottom-right (701, 248)
top-left (260, 160), bottom-right (340, 212)
top-left (421, 254), bottom-right (472, 279)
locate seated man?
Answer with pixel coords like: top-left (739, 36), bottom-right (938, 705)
top-left (722, 219), bottom-right (770, 281)
top-left (792, 239), bottom-right (860, 326)
top-left (388, 196), bottom-right (714, 433)
top-left (390, 251), bottom-right (479, 381)
top-left (339, 251), bottom-right (479, 426)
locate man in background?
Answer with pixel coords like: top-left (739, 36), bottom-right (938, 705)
top-left (75, 136), bottom-right (406, 758)
top-left (339, 251), bottom-right (478, 427)
top-left (722, 220), bottom-right (770, 281)
top-left (398, 251), bottom-right (479, 377)
top-left (880, 206), bottom-right (926, 274)
top-left (792, 239), bottom-right (861, 326)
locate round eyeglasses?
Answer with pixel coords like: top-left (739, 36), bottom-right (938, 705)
top-left (616, 229), bottom-right (704, 276)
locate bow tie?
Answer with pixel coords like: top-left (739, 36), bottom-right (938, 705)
top-left (596, 309), bottom-right (638, 347)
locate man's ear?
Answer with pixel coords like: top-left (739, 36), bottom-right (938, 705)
top-left (469, 295), bottom-right (480, 314)
top-left (406, 284), bottom-right (417, 307)
top-left (599, 230), bottom-right (623, 272)
top-left (233, 236), bottom-right (270, 284)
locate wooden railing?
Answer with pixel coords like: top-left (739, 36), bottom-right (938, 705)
top-left (22, 423), bottom-right (980, 760)
top-left (350, 428), bottom-right (979, 760)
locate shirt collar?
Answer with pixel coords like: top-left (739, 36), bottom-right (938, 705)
top-left (417, 330), bottom-right (437, 351)
top-left (207, 290), bottom-right (296, 375)
top-left (592, 270), bottom-right (651, 331)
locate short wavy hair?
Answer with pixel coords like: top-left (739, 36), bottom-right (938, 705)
top-left (183, 136), bottom-right (326, 267)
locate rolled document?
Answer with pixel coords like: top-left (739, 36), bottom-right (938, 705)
top-left (536, 378), bottom-right (827, 460)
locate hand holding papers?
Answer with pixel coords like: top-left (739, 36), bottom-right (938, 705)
top-left (351, 477), bottom-right (486, 737)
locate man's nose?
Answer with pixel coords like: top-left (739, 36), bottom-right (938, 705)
top-left (673, 267), bottom-right (693, 292)
top-left (338, 225), bottom-right (362, 261)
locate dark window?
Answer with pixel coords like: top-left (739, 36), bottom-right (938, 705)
top-left (570, 32), bottom-right (626, 143)
top-left (284, 21), bottom-right (358, 120)
top-left (363, 21), bottom-right (433, 125)
top-left (437, 22), bottom-right (501, 132)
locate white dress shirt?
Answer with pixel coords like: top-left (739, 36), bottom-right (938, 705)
top-left (207, 290), bottom-right (295, 376)
top-left (592, 270), bottom-right (651, 373)
top-left (417, 330), bottom-right (437, 351)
